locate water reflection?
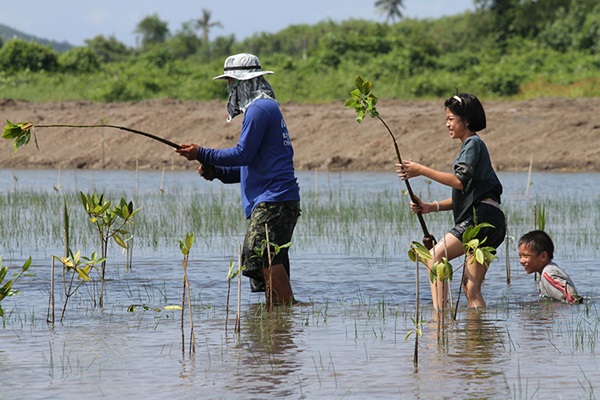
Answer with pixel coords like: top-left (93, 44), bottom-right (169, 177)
top-left (418, 308), bottom-right (509, 397)
top-left (226, 304), bottom-right (303, 398)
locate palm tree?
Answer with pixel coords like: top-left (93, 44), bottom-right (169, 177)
top-left (375, 0), bottom-right (405, 23)
top-left (195, 9), bottom-right (223, 43)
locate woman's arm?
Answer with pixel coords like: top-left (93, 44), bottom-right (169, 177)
top-left (396, 161), bottom-right (463, 190)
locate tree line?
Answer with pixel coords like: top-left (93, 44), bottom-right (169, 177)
top-left (0, 0), bottom-right (598, 103)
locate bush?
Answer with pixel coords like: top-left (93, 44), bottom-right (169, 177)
top-left (0, 39), bottom-right (58, 73)
top-left (59, 47), bottom-right (101, 73)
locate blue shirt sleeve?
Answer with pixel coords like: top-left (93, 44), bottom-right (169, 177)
top-left (213, 166), bottom-right (240, 183)
top-left (195, 106), bottom-right (267, 167)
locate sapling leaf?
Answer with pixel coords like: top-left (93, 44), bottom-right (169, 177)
top-left (429, 263), bottom-right (437, 284)
top-left (76, 266), bottom-right (91, 281)
top-left (408, 241), bottom-right (432, 264)
top-left (120, 204), bottom-right (130, 219)
top-left (436, 257), bottom-right (453, 282)
top-left (178, 232), bottom-right (194, 256)
top-left (113, 234), bottom-right (128, 249)
top-left (2, 120), bottom-right (36, 152)
top-left (344, 98), bottom-right (357, 108)
top-left (0, 283), bottom-right (13, 302)
top-left (185, 233), bottom-right (194, 250)
top-left (227, 259), bottom-right (243, 282)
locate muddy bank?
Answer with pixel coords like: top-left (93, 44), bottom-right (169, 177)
top-left (1, 97), bottom-right (599, 172)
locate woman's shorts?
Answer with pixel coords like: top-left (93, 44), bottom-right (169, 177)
top-left (449, 202), bottom-right (506, 249)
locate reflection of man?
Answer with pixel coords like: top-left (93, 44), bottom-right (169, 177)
top-left (229, 304), bottom-right (300, 395)
top-left (176, 53), bottom-right (301, 302)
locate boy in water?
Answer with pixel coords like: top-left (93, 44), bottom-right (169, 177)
top-left (518, 230), bottom-right (582, 304)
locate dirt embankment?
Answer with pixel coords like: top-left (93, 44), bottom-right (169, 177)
top-left (1, 97), bottom-right (599, 172)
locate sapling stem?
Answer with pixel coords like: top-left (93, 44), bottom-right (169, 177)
top-left (48, 257), bottom-right (55, 325)
top-left (3, 120), bottom-right (181, 151)
top-left (376, 114), bottom-right (436, 249)
top-left (235, 245), bottom-right (242, 334)
top-left (35, 123), bottom-right (181, 149)
top-left (265, 224), bottom-right (273, 311)
top-left (345, 76), bottom-right (435, 249)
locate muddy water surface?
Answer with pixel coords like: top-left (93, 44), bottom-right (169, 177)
top-left (1, 170), bottom-right (598, 399)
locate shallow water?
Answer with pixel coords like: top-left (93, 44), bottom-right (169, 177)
top-left (1, 169), bottom-right (599, 399)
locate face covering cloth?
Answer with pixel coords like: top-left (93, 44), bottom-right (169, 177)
top-left (225, 76), bottom-right (276, 122)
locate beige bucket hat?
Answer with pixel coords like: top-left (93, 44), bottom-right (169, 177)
top-left (212, 53), bottom-right (274, 81)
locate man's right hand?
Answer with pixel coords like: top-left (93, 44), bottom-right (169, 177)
top-left (175, 143), bottom-right (199, 161)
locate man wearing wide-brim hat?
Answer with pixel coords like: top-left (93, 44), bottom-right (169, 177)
top-left (176, 53), bottom-right (301, 305)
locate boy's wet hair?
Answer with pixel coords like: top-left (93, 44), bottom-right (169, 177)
top-left (445, 93), bottom-right (487, 132)
top-left (518, 230), bottom-right (554, 260)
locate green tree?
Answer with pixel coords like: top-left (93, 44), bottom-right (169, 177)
top-left (538, 1), bottom-right (600, 53)
top-left (194, 8), bottom-right (223, 43)
top-left (474, 0), bottom-right (571, 39)
top-left (0, 39), bottom-right (58, 73)
top-left (135, 14), bottom-right (170, 47)
top-left (85, 35), bottom-right (131, 63)
top-left (59, 47), bottom-right (101, 73)
top-left (169, 21), bottom-right (203, 58)
top-left (375, 0), bottom-right (405, 23)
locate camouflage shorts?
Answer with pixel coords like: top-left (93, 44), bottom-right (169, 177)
top-left (242, 201), bottom-right (301, 282)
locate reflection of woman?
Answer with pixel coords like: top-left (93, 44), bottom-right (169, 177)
top-left (397, 93), bottom-right (506, 309)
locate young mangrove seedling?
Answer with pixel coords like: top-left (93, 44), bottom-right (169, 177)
top-left (2, 119), bottom-right (181, 153)
top-left (53, 250), bottom-right (106, 323)
top-left (453, 213), bottom-right (498, 319)
top-left (0, 256), bottom-right (32, 318)
top-left (236, 244), bottom-right (242, 334)
top-left (407, 241), bottom-right (432, 370)
top-left (225, 258), bottom-right (244, 334)
top-left (251, 230), bottom-right (292, 310)
top-left (345, 75), bottom-right (435, 249)
top-left (80, 192), bottom-right (139, 308)
top-left (178, 232), bottom-right (196, 356)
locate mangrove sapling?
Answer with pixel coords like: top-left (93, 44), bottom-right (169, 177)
top-left (178, 232), bottom-right (196, 356)
top-left (453, 218), bottom-right (498, 319)
top-left (236, 244), bottom-right (242, 334)
top-left (80, 192), bottom-right (138, 308)
top-left (225, 258), bottom-right (244, 334)
top-left (407, 241), bottom-right (432, 369)
top-left (0, 256), bottom-right (32, 318)
top-left (2, 120), bottom-right (181, 153)
top-left (53, 250), bottom-right (106, 323)
top-left (251, 226), bottom-right (292, 310)
top-left (345, 75), bottom-right (435, 249)
top-left (431, 256), bottom-right (454, 345)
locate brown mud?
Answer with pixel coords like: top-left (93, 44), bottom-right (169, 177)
top-left (1, 97), bottom-right (599, 172)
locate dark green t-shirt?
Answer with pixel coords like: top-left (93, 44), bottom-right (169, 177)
top-left (451, 135), bottom-right (503, 223)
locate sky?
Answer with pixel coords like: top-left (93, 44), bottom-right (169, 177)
top-left (0, 0), bottom-right (474, 47)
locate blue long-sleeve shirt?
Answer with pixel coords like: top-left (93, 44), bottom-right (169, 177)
top-left (196, 98), bottom-right (300, 218)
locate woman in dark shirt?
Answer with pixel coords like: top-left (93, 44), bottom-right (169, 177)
top-left (397, 93), bottom-right (506, 310)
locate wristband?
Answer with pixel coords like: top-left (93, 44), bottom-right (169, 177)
top-left (434, 201), bottom-right (440, 212)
